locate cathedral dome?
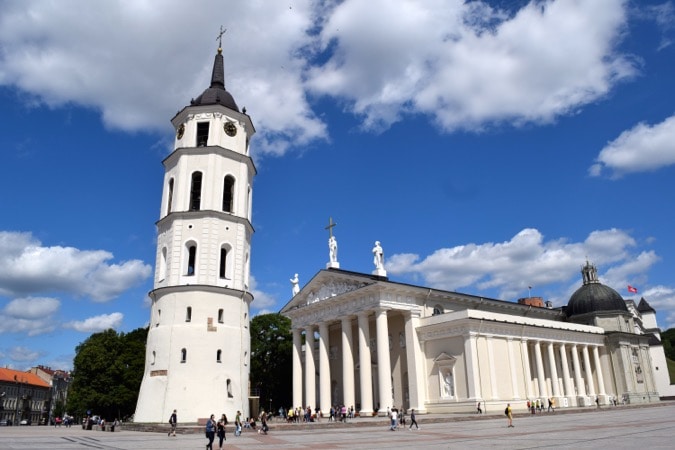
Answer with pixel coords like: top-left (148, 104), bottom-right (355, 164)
top-left (190, 48), bottom-right (239, 112)
top-left (566, 261), bottom-right (628, 317)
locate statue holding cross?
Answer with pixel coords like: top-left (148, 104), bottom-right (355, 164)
top-left (325, 217), bottom-right (339, 268)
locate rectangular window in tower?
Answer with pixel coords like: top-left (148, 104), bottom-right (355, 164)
top-left (219, 248), bottom-right (227, 279)
top-left (187, 245), bottom-right (197, 276)
top-left (186, 306), bottom-right (192, 322)
top-left (189, 172), bottom-right (202, 211)
top-left (196, 122), bottom-right (209, 147)
top-left (218, 308), bottom-right (224, 323)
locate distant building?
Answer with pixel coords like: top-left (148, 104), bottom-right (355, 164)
top-left (28, 365), bottom-right (71, 423)
top-left (281, 261), bottom-right (670, 414)
top-left (0, 368), bottom-right (51, 425)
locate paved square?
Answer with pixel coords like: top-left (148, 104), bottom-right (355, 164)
top-left (1, 404), bottom-right (673, 449)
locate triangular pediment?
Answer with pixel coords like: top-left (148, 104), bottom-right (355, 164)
top-left (433, 352), bottom-right (456, 364)
top-left (279, 269), bottom-right (376, 313)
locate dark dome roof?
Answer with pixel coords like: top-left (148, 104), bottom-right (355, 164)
top-left (567, 282), bottom-right (628, 317)
top-left (190, 48), bottom-right (239, 112)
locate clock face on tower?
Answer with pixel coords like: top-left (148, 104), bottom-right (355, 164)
top-left (224, 121), bottom-right (237, 137)
top-left (176, 124), bottom-right (185, 140)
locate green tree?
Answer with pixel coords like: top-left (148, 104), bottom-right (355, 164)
top-left (662, 327), bottom-right (675, 361)
top-left (250, 314), bottom-right (292, 415)
top-left (67, 327), bottom-right (147, 421)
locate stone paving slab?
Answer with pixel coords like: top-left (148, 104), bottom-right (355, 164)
top-left (1, 403), bottom-right (673, 449)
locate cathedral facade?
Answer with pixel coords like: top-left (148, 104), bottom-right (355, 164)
top-left (281, 261), bottom-right (668, 414)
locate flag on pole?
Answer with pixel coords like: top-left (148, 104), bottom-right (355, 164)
top-left (627, 285), bottom-right (638, 294)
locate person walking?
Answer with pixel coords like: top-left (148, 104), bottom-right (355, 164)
top-left (234, 410), bottom-right (242, 436)
top-left (409, 408), bottom-right (419, 430)
top-left (505, 404), bottom-right (514, 428)
top-left (205, 414), bottom-right (216, 450)
top-left (216, 414), bottom-right (227, 450)
top-left (390, 408), bottom-right (398, 431)
top-left (168, 409), bottom-right (177, 437)
top-left (476, 401), bottom-right (483, 414)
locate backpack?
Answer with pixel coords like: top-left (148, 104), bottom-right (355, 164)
top-left (504, 407), bottom-right (509, 416)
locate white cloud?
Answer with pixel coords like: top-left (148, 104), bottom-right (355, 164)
top-left (9, 346), bottom-right (43, 362)
top-left (0, 0), bottom-right (326, 157)
top-left (0, 296), bottom-right (60, 336)
top-left (249, 275), bottom-right (278, 311)
top-left (590, 115), bottom-right (675, 177)
top-left (307, 0), bottom-right (637, 132)
top-left (0, 1), bottom-right (644, 154)
top-left (64, 312), bottom-right (124, 333)
top-left (387, 227), bottom-right (657, 302)
top-left (0, 231), bottom-right (152, 301)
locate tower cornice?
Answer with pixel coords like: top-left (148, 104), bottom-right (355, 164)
top-left (156, 209), bottom-right (254, 234)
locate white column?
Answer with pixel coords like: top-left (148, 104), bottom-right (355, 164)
top-left (507, 338), bottom-right (520, 399)
top-left (292, 328), bottom-right (303, 409)
top-left (464, 334), bottom-right (482, 399)
top-left (486, 336), bottom-right (499, 399)
top-left (571, 344), bottom-right (586, 398)
top-left (404, 311), bottom-right (427, 412)
top-left (534, 341), bottom-right (547, 398)
top-left (521, 339), bottom-right (534, 398)
top-left (547, 342), bottom-right (560, 398)
top-left (304, 326), bottom-right (316, 409)
top-left (592, 346), bottom-right (606, 397)
top-left (375, 308), bottom-right (393, 414)
top-left (559, 343), bottom-right (573, 400)
top-left (318, 322), bottom-right (332, 412)
top-left (582, 345), bottom-right (596, 397)
top-left (341, 317), bottom-right (355, 410)
top-left (357, 311), bottom-right (373, 414)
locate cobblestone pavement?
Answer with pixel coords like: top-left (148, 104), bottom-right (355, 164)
top-left (1, 403), bottom-right (673, 449)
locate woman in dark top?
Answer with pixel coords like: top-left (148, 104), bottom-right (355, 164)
top-left (217, 414), bottom-right (227, 450)
top-left (205, 414), bottom-right (215, 450)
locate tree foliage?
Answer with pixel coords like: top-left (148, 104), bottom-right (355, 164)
top-left (663, 327), bottom-right (675, 361)
top-left (67, 327), bottom-right (147, 421)
top-left (250, 314), bottom-right (292, 414)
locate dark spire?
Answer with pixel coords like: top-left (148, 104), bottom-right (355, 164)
top-left (210, 48), bottom-right (225, 90)
top-left (190, 45), bottom-right (239, 112)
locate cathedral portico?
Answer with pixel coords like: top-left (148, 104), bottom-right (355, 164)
top-left (282, 262), bottom-right (662, 415)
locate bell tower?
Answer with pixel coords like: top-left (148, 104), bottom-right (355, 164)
top-left (135, 41), bottom-right (255, 423)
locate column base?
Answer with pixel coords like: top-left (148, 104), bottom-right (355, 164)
top-left (577, 395), bottom-right (591, 406)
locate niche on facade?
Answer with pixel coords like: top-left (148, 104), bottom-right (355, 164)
top-left (434, 353), bottom-right (457, 399)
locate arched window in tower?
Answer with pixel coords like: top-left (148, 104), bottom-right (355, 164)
top-left (167, 178), bottom-right (174, 214)
top-left (186, 243), bottom-right (197, 276)
top-left (222, 175), bottom-right (235, 212)
top-left (189, 172), bottom-right (202, 211)
top-left (159, 247), bottom-right (167, 282)
top-left (218, 308), bottom-right (224, 323)
top-left (227, 379), bottom-right (233, 398)
top-left (152, 351), bottom-right (156, 365)
top-left (219, 245), bottom-right (232, 280)
top-left (196, 122), bottom-right (209, 147)
top-left (186, 306), bottom-right (192, 322)
top-left (181, 348), bottom-right (187, 363)
top-left (216, 349), bottom-right (222, 363)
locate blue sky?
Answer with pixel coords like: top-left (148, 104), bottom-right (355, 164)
top-left (1, 0), bottom-right (674, 371)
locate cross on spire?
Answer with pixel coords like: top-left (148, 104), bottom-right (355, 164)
top-left (325, 217), bottom-right (337, 238)
top-left (216, 26), bottom-right (227, 49)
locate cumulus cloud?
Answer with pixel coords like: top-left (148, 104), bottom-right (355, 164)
top-left (9, 346), bottom-right (43, 362)
top-left (0, 231), bottom-right (152, 301)
top-left (590, 115), bottom-right (675, 177)
top-left (387, 227), bottom-right (657, 302)
top-left (249, 275), bottom-right (278, 311)
top-left (0, 0), bottom-right (645, 154)
top-left (0, 296), bottom-right (60, 336)
top-left (64, 312), bottom-right (124, 333)
top-left (0, 0), bottom-right (326, 157)
top-left (307, 0), bottom-right (637, 132)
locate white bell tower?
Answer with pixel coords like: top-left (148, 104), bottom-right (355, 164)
top-left (135, 42), bottom-right (255, 423)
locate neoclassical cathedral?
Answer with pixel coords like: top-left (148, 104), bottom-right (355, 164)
top-left (281, 254), bottom-right (672, 414)
top-left (135, 42), bottom-right (255, 422)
